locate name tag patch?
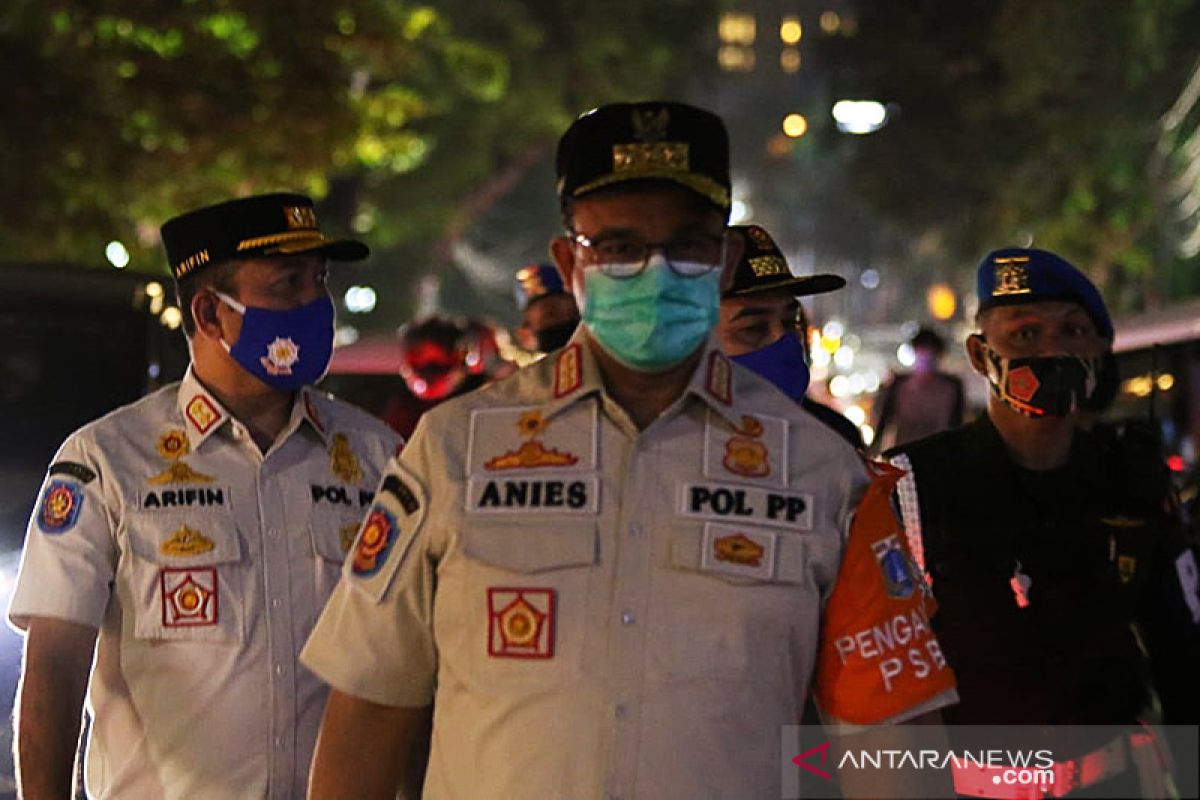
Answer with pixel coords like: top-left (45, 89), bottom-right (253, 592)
top-left (679, 482), bottom-right (812, 530)
top-left (161, 567), bottom-right (218, 627)
top-left (142, 486), bottom-right (229, 510)
top-left (701, 523), bottom-right (777, 581)
top-left (310, 484), bottom-right (374, 507)
top-left (487, 587), bottom-right (555, 659)
top-left (468, 474), bottom-right (599, 515)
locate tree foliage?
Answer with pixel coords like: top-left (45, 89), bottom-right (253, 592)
top-left (818, 0), bottom-right (1200, 312)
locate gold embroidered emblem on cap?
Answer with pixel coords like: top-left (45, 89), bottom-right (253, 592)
top-left (330, 433), bottom-right (364, 484)
top-left (993, 256), bottom-right (1032, 297)
top-left (285, 205), bottom-right (317, 230)
top-left (175, 249), bottom-right (210, 278)
top-left (160, 525), bottom-right (216, 557)
top-left (747, 226), bottom-right (773, 250)
top-left (156, 430), bottom-right (190, 461)
top-left (612, 142), bottom-right (690, 174)
top-left (748, 255), bottom-right (787, 277)
top-left (149, 461), bottom-right (215, 485)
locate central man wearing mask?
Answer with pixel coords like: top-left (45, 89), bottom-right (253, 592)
top-left (304, 102), bottom-right (955, 800)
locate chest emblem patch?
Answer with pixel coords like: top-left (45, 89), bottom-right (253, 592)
top-left (262, 337), bottom-right (299, 375)
top-left (149, 461), bottom-right (215, 485)
top-left (330, 433), bottom-right (363, 483)
top-left (871, 535), bottom-right (916, 599)
top-left (485, 410), bottom-right (579, 471)
top-left (161, 568), bottom-right (218, 627)
top-left (712, 532), bottom-right (765, 568)
top-left (723, 415), bottom-right (770, 478)
top-left (351, 507), bottom-right (397, 576)
top-left (487, 587), bottom-right (555, 659)
top-left (37, 480), bottom-right (84, 534)
top-left (156, 429), bottom-right (190, 460)
top-left (160, 525), bottom-right (215, 557)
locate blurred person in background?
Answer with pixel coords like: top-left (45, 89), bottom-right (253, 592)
top-left (382, 314), bottom-right (487, 439)
top-left (871, 325), bottom-right (965, 452)
top-left (716, 224), bottom-right (861, 448)
top-left (512, 262), bottom-right (580, 356)
top-left (7, 193), bottom-right (401, 798)
top-left (463, 317), bottom-right (517, 382)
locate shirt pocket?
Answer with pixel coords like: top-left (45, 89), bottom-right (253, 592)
top-left (456, 521), bottom-right (597, 689)
top-left (123, 511), bottom-right (246, 644)
top-left (648, 521), bottom-right (819, 681)
top-left (306, 504), bottom-right (366, 623)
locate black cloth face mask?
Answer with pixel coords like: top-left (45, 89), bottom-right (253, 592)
top-left (983, 347), bottom-right (1102, 418)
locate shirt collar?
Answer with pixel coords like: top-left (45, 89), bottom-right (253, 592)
top-left (683, 337), bottom-right (744, 429)
top-left (176, 368), bottom-right (330, 449)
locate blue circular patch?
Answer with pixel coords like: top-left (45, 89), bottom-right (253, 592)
top-left (38, 479), bottom-right (84, 534)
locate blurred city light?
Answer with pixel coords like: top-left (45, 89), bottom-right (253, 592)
top-left (927, 283), bottom-right (957, 320)
top-left (819, 11), bottom-right (841, 34)
top-left (782, 113), bottom-right (809, 138)
top-left (780, 48), bottom-right (801, 73)
top-left (335, 325), bottom-right (360, 347)
top-left (822, 320), bottom-right (845, 340)
top-left (144, 281), bottom-right (164, 299)
top-left (344, 285), bottom-right (378, 314)
top-left (844, 404), bottom-right (867, 426)
top-left (860, 424), bottom-right (876, 447)
top-left (719, 12), bottom-right (756, 44)
top-left (730, 198), bottom-right (753, 224)
top-left (834, 346), bottom-right (855, 369)
top-left (897, 342), bottom-right (916, 367)
top-left (160, 306), bottom-right (182, 330)
top-left (780, 17), bottom-right (802, 44)
top-left (832, 100), bottom-right (888, 134)
top-left (860, 269), bottom-right (880, 290)
top-left (106, 240), bottom-right (130, 269)
top-left (829, 375), bottom-right (851, 398)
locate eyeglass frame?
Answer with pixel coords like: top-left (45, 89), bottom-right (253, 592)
top-left (570, 231), bottom-right (728, 279)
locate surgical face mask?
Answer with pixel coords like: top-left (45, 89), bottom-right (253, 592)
top-left (214, 292), bottom-right (335, 390)
top-left (580, 258), bottom-right (720, 372)
top-left (730, 332), bottom-right (810, 401)
top-left (982, 344), bottom-right (1101, 418)
top-left (534, 319), bottom-right (578, 354)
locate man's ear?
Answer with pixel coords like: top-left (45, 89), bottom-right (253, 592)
top-left (719, 228), bottom-right (745, 294)
top-left (192, 291), bottom-right (224, 342)
top-left (965, 333), bottom-right (990, 377)
top-left (549, 236), bottom-right (575, 289)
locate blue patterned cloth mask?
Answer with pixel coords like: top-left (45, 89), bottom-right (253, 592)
top-left (215, 292), bottom-right (336, 390)
top-left (731, 333), bottom-right (810, 401)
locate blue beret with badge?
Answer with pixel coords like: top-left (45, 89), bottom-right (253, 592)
top-left (556, 101), bottom-right (731, 213)
top-left (976, 247), bottom-right (1113, 339)
top-left (514, 263), bottom-right (567, 311)
top-left (160, 192), bottom-right (369, 281)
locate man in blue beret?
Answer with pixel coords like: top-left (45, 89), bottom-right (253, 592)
top-left (512, 262), bottom-right (580, 356)
top-left (886, 247), bottom-right (1200, 796)
top-left (7, 193), bottom-right (402, 798)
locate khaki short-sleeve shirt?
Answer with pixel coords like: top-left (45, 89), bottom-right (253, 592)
top-left (8, 368), bottom-right (401, 800)
top-left (303, 335), bottom-right (955, 799)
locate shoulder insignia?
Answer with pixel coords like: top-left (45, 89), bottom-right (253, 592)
top-left (156, 429), bottom-right (190, 460)
top-left (329, 433), bottom-right (363, 483)
top-left (723, 415), bottom-right (770, 478)
top-left (351, 506), bottom-right (398, 577)
top-left (380, 474), bottom-right (421, 514)
top-left (49, 461), bottom-right (96, 484)
top-left (185, 395), bottom-right (221, 434)
top-left (705, 351), bottom-right (732, 405)
top-left (485, 410), bottom-right (579, 471)
top-left (554, 343), bottom-right (582, 398)
top-left (149, 462), bottom-right (215, 485)
top-left (37, 480), bottom-right (85, 534)
top-left (160, 525), bottom-right (215, 557)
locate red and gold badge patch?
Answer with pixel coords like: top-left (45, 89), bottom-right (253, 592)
top-left (554, 344), bottom-right (582, 398)
top-left (161, 568), bottom-right (218, 627)
top-left (156, 429), bottom-right (190, 461)
top-left (484, 410), bottom-right (580, 470)
top-left (37, 480), bottom-right (84, 534)
top-left (705, 351), bottom-right (733, 405)
top-left (351, 507), bottom-right (397, 576)
top-left (487, 587), bottom-right (555, 659)
top-left (723, 415), bottom-right (770, 478)
top-left (185, 395), bottom-right (221, 434)
top-left (712, 532), bottom-right (765, 568)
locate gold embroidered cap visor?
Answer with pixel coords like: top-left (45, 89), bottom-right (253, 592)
top-left (723, 224), bottom-right (846, 298)
top-left (556, 101), bottom-right (732, 212)
top-left (161, 192), bottom-right (369, 281)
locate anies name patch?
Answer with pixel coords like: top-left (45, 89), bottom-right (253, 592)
top-left (678, 482), bottom-right (813, 530)
top-left (468, 474), bottom-right (599, 515)
top-left (142, 486), bottom-right (229, 510)
top-left (311, 485), bottom-right (374, 508)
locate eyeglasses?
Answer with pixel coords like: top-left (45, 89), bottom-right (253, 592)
top-left (572, 233), bottom-right (725, 279)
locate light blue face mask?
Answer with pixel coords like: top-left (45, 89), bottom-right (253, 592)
top-left (581, 258), bottom-right (720, 371)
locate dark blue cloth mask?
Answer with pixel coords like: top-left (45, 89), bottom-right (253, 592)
top-left (216, 292), bottom-right (336, 390)
top-left (731, 333), bottom-right (810, 401)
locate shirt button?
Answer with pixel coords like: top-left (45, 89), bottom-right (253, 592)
top-left (627, 523), bottom-right (642, 537)
top-left (614, 704), bottom-right (628, 720)
top-left (268, 529), bottom-right (279, 539)
top-left (274, 664), bottom-right (284, 676)
top-left (270, 598), bottom-right (282, 609)
top-left (620, 610), bottom-right (636, 626)
top-left (274, 736), bottom-right (282, 747)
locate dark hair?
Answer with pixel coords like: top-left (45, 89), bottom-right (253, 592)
top-left (911, 326), bottom-right (946, 354)
top-left (174, 260), bottom-right (241, 337)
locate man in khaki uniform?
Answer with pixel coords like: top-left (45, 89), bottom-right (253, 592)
top-left (304, 103), bottom-right (956, 799)
top-left (7, 193), bottom-right (401, 799)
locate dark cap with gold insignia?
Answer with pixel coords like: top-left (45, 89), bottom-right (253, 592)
top-left (556, 101), bottom-right (731, 213)
top-left (160, 192), bottom-right (369, 281)
top-left (514, 263), bottom-right (567, 311)
top-left (976, 247), bottom-right (1112, 338)
top-left (723, 224), bottom-right (846, 298)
